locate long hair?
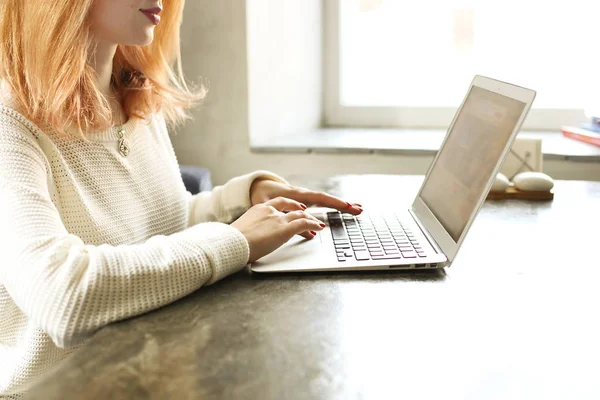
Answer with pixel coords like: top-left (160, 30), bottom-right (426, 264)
top-left (0, 0), bottom-right (205, 139)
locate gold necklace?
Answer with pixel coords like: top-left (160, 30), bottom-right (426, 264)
top-left (112, 92), bottom-right (130, 157)
top-left (117, 125), bottom-right (130, 157)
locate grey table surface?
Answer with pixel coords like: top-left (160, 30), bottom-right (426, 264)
top-left (26, 175), bottom-right (600, 400)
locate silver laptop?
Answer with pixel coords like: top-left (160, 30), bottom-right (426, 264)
top-left (251, 75), bottom-right (536, 273)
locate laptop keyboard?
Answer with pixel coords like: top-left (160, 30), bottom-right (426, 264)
top-left (328, 211), bottom-right (428, 262)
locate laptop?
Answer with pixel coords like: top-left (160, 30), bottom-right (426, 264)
top-left (251, 75), bottom-right (536, 273)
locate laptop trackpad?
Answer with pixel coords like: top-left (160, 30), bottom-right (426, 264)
top-left (250, 231), bottom-right (326, 272)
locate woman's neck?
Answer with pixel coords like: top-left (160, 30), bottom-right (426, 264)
top-left (107, 84), bottom-right (128, 126)
top-left (88, 39), bottom-right (118, 99)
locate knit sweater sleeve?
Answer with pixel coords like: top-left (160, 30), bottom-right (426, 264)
top-left (187, 170), bottom-right (289, 225)
top-left (152, 110), bottom-right (288, 226)
top-left (0, 126), bottom-right (250, 349)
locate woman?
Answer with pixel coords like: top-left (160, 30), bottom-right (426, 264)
top-left (0, 0), bottom-right (362, 397)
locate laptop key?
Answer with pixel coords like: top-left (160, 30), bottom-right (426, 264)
top-left (332, 232), bottom-right (347, 240)
top-left (335, 242), bottom-right (350, 247)
top-left (372, 254), bottom-right (403, 260)
top-left (354, 250), bottom-right (370, 261)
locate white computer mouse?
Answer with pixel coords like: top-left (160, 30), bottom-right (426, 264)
top-left (491, 173), bottom-right (510, 192)
top-left (512, 171), bottom-right (554, 192)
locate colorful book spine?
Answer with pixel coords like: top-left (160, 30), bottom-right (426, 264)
top-left (580, 116), bottom-right (600, 133)
top-left (561, 126), bottom-right (600, 147)
top-left (580, 123), bottom-right (600, 133)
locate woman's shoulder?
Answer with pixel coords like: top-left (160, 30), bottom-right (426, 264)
top-left (0, 86), bottom-right (54, 176)
top-left (0, 81), bottom-right (47, 142)
top-left (0, 104), bottom-right (44, 143)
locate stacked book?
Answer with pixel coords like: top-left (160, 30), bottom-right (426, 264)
top-left (562, 116), bottom-right (600, 147)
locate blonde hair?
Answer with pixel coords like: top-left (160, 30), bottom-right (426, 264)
top-left (0, 0), bottom-right (205, 139)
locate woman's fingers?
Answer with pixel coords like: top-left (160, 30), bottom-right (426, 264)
top-left (299, 231), bottom-right (317, 240)
top-left (283, 210), bottom-right (323, 225)
top-left (284, 210), bottom-right (326, 238)
top-left (289, 188), bottom-right (363, 215)
top-left (263, 198), bottom-right (326, 240)
top-left (286, 217), bottom-right (325, 238)
top-left (264, 196), bottom-right (307, 213)
top-left (261, 196), bottom-right (360, 240)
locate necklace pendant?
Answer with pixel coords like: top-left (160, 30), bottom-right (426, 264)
top-left (117, 129), bottom-right (130, 157)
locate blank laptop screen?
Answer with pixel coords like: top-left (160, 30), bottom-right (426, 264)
top-left (420, 85), bottom-right (526, 242)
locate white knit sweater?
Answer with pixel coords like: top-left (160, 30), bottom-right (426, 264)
top-left (0, 86), bottom-right (286, 398)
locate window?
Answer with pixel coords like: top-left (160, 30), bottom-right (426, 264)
top-left (324, 0), bottom-right (595, 130)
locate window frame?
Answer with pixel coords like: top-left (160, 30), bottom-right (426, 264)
top-left (323, 0), bottom-right (588, 130)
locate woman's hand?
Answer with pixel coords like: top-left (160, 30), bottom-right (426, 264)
top-left (231, 197), bottom-right (328, 263)
top-left (250, 178), bottom-right (363, 216)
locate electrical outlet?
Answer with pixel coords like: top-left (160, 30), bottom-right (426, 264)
top-left (499, 137), bottom-right (543, 180)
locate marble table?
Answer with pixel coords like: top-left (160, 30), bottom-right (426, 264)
top-left (26, 175), bottom-right (600, 400)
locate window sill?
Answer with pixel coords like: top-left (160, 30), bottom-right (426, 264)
top-left (251, 128), bottom-right (600, 162)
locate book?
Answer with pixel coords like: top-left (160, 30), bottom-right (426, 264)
top-left (561, 126), bottom-right (600, 147)
top-left (580, 122), bottom-right (600, 133)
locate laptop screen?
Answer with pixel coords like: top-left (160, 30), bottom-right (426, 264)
top-left (420, 85), bottom-right (526, 242)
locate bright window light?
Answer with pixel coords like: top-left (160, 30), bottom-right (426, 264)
top-left (340, 0), bottom-right (597, 110)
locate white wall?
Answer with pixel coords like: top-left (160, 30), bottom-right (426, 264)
top-left (173, 0), bottom-right (434, 186)
top-left (174, 0), bottom-right (599, 186)
top-left (247, 0), bottom-right (323, 141)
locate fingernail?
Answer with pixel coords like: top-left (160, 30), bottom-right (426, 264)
top-left (300, 204), bottom-right (307, 210)
top-left (346, 202), bottom-right (353, 208)
top-left (354, 203), bottom-right (362, 207)
top-left (311, 231), bottom-right (317, 235)
top-left (319, 223), bottom-right (326, 228)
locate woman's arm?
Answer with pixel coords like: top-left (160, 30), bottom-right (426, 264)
top-left (153, 110), bottom-right (288, 226)
top-left (186, 170), bottom-right (289, 226)
top-left (0, 127), bottom-right (250, 349)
